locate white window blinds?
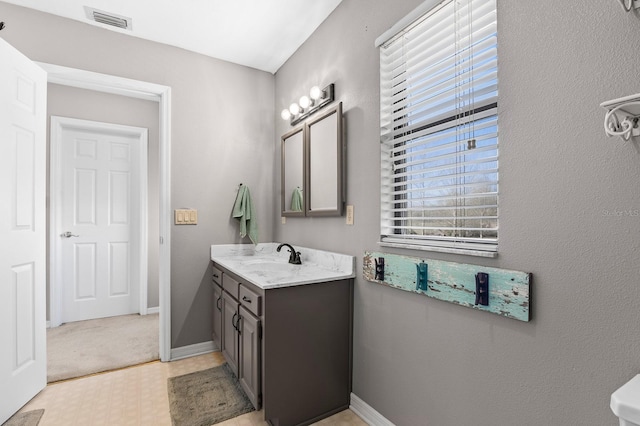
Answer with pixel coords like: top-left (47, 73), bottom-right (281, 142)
top-left (378, 0), bottom-right (498, 254)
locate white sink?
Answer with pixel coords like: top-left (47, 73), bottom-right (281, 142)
top-left (210, 243), bottom-right (355, 289)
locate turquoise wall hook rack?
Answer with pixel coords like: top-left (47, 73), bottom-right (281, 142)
top-left (363, 251), bottom-right (531, 322)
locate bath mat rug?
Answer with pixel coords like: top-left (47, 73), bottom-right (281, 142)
top-left (167, 363), bottom-right (254, 426)
top-left (1, 409), bottom-right (44, 426)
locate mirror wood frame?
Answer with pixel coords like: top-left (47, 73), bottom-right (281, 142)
top-left (280, 102), bottom-right (344, 218)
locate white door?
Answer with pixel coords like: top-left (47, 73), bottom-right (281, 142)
top-left (0, 39), bottom-right (47, 424)
top-left (52, 118), bottom-right (147, 324)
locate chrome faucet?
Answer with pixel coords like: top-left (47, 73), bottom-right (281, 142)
top-left (276, 243), bottom-right (302, 264)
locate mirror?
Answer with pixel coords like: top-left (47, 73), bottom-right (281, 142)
top-left (281, 126), bottom-right (305, 216)
top-left (280, 102), bottom-right (343, 217)
top-left (306, 102), bottom-right (343, 216)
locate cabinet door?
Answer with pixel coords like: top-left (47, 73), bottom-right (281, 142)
top-left (221, 291), bottom-right (239, 376)
top-left (212, 284), bottom-right (223, 349)
top-left (238, 305), bottom-right (261, 409)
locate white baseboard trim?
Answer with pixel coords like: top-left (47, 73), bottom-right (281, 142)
top-left (350, 393), bottom-right (395, 426)
top-left (170, 341), bottom-right (216, 361)
top-left (146, 306), bottom-right (159, 314)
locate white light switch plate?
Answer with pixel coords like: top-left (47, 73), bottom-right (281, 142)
top-left (175, 209), bottom-right (197, 225)
top-left (346, 205), bottom-right (354, 225)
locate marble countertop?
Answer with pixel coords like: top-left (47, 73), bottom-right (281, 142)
top-left (210, 243), bottom-right (355, 290)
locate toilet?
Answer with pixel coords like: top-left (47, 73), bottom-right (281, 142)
top-left (611, 374), bottom-right (640, 426)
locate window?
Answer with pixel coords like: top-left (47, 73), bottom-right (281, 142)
top-left (377, 0), bottom-right (498, 256)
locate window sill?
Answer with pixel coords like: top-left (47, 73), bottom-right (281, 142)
top-left (378, 241), bottom-right (498, 258)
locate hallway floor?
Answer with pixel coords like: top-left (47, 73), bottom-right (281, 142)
top-left (17, 352), bottom-right (366, 425)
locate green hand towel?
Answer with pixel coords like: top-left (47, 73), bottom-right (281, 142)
top-left (232, 185), bottom-right (258, 244)
top-left (290, 187), bottom-right (303, 212)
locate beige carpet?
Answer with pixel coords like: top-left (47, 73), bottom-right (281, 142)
top-left (167, 364), bottom-right (254, 426)
top-left (47, 313), bottom-right (159, 383)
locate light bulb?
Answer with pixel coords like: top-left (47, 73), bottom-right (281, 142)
top-left (310, 86), bottom-right (323, 100)
top-left (281, 109), bottom-right (292, 120)
top-left (289, 103), bottom-right (301, 115)
top-left (299, 95), bottom-right (311, 109)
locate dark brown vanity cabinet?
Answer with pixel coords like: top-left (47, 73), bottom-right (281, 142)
top-left (212, 269), bottom-right (262, 409)
top-left (212, 263), bottom-right (353, 426)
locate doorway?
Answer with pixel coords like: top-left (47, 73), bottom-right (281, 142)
top-left (40, 62), bottom-right (172, 362)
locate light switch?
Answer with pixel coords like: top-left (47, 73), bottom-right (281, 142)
top-left (346, 205), bottom-right (354, 225)
top-left (175, 209), bottom-right (198, 225)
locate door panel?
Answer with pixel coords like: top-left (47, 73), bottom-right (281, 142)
top-left (74, 243), bottom-right (97, 299)
top-left (221, 291), bottom-right (239, 376)
top-left (56, 122), bottom-right (145, 323)
top-left (109, 242), bottom-right (130, 296)
top-left (13, 263), bottom-right (36, 370)
top-left (75, 168), bottom-right (96, 224)
top-left (0, 38), bottom-right (47, 424)
top-left (239, 305), bottom-right (261, 409)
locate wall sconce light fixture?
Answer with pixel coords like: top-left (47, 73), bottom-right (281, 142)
top-left (281, 83), bottom-right (335, 126)
top-left (601, 93), bottom-right (640, 141)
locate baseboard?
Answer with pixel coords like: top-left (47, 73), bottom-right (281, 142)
top-left (146, 306), bottom-right (159, 314)
top-left (350, 393), bottom-right (395, 426)
top-left (170, 340), bottom-right (216, 361)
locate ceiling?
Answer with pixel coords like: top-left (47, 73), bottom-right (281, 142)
top-left (1, 0), bottom-right (343, 74)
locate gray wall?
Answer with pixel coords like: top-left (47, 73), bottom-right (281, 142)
top-left (0, 2), bottom-right (276, 348)
top-left (4, 0), bottom-right (640, 424)
top-left (274, 1), bottom-right (640, 425)
top-left (46, 84), bottom-right (160, 312)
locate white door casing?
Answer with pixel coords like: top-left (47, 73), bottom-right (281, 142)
top-left (0, 38), bottom-right (47, 424)
top-left (51, 117), bottom-right (148, 323)
top-left (39, 62), bottom-right (172, 362)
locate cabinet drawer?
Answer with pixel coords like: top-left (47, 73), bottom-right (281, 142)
top-left (212, 266), bottom-right (223, 286)
top-left (223, 274), bottom-right (240, 299)
top-left (239, 285), bottom-right (261, 317)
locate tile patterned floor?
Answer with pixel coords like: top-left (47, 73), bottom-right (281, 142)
top-left (17, 352), bottom-right (367, 426)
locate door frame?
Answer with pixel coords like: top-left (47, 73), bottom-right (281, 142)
top-left (39, 62), bottom-right (172, 362)
top-left (50, 116), bottom-right (148, 324)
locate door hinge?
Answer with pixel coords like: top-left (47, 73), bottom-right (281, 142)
top-left (160, 236), bottom-right (164, 244)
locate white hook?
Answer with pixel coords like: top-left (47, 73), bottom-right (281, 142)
top-left (601, 96), bottom-right (640, 141)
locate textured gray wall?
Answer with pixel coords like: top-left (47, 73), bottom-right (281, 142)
top-left (4, 0), bottom-right (640, 423)
top-left (0, 2), bottom-right (276, 348)
top-left (274, 1), bottom-right (640, 425)
top-left (46, 84), bottom-right (160, 312)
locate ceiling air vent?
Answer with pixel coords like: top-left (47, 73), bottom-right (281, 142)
top-left (84, 6), bottom-right (132, 30)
